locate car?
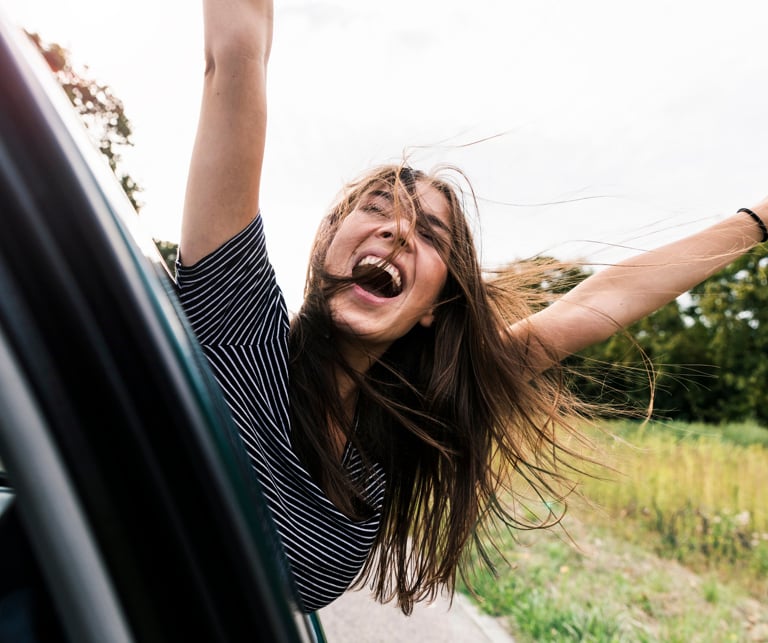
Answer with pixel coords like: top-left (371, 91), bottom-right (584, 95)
top-left (0, 12), bottom-right (326, 643)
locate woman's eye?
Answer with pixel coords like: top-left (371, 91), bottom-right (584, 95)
top-left (418, 225), bottom-right (449, 252)
top-left (416, 222), bottom-right (437, 243)
top-left (362, 202), bottom-right (388, 216)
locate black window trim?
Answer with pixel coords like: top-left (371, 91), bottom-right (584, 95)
top-left (0, 330), bottom-right (132, 643)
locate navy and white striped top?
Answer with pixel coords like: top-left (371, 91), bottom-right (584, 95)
top-left (175, 215), bottom-right (386, 611)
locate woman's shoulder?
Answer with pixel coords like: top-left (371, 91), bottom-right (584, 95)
top-left (175, 213), bottom-right (288, 345)
top-left (176, 214), bottom-right (265, 278)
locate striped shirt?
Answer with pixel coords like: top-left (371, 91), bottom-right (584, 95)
top-left (175, 215), bottom-right (386, 611)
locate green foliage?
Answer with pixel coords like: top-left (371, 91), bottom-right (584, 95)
top-left (28, 32), bottom-right (181, 270)
top-left (578, 420), bottom-right (768, 598)
top-left (27, 32), bottom-right (142, 212)
top-left (559, 246), bottom-right (768, 425)
top-left (462, 534), bottom-right (630, 642)
top-left (460, 509), bottom-right (764, 642)
top-left (607, 419), bottom-right (768, 449)
top-left (461, 420), bottom-right (767, 638)
top-left (688, 250), bottom-right (768, 423)
top-left (154, 240), bottom-right (178, 275)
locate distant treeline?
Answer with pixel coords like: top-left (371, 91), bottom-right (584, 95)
top-left (558, 244), bottom-right (768, 425)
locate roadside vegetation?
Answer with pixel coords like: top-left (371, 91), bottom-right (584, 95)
top-left (461, 419), bottom-right (768, 642)
top-left (466, 240), bottom-right (768, 641)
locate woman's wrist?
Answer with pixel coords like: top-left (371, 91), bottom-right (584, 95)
top-left (739, 205), bottom-right (768, 243)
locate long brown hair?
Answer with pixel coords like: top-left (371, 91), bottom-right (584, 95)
top-left (288, 164), bottom-right (597, 614)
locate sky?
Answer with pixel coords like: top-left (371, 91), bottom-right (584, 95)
top-left (3, 0), bottom-right (768, 312)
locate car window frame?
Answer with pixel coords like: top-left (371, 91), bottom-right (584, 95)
top-left (0, 13), bottom-right (325, 643)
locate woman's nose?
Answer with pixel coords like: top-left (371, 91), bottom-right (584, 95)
top-left (379, 219), bottom-right (413, 248)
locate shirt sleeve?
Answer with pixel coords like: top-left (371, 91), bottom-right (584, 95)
top-left (174, 215), bottom-right (288, 347)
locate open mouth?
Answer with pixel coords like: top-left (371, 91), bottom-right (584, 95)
top-left (351, 256), bottom-right (403, 298)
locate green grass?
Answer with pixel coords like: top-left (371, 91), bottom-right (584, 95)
top-left (461, 517), bottom-right (768, 642)
top-left (462, 530), bottom-right (631, 642)
top-left (461, 419), bottom-right (768, 642)
top-left (579, 420), bottom-right (768, 594)
top-left (601, 418), bottom-right (768, 449)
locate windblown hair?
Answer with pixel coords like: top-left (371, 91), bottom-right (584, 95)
top-left (288, 164), bottom-right (598, 614)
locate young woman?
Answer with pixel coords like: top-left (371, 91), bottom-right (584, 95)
top-left (176, 0), bottom-right (768, 614)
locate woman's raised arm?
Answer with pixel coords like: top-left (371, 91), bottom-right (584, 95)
top-left (512, 200), bottom-right (768, 373)
top-left (180, 0), bottom-right (273, 266)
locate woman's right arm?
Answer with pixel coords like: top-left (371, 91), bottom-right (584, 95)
top-left (180, 0), bottom-right (273, 266)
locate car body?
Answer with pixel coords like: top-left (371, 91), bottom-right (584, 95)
top-left (0, 12), bottom-right (325, 643)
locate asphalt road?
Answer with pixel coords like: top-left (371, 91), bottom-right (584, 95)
top-left (317, 588), bottom-right (514, 642)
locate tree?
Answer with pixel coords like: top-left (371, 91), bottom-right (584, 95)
top-left (563, 245), bottom-right (768, 425)
top-left (154, 240), bottom-right (179, 274)
top-left (29, 32), bottom-right (181, 272)
top-left (682, 246), bottom-right (768, 423)
top-left (28, 32), bottom-right (142, 211)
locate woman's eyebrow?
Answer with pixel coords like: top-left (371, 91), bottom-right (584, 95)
top-left (366, 189), bottom-right (394, 202)
top-left (422, 212), bottom-right (451, 235)
top-left (364, 188), bottom-right (450, 236)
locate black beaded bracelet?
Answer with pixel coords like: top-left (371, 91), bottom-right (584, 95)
top-left (738, 208), bottom-right (768, 243)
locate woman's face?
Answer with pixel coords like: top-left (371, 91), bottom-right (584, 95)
top-left (323, 179), bottom-right (452, 355)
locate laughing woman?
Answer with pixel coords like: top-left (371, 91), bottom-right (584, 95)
top-left (175, 0), bottom-right (768, 614)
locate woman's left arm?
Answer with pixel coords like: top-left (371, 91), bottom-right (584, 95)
top-left (511, 200), bottom-right (768, 372)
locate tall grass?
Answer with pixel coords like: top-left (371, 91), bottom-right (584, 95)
top-left (461, 420), bottom-right (768, 641)
top-left (578, 420), bottom-right (768, 594)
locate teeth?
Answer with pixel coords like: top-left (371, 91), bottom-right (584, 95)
top-left (357, 256), bottom-right (402, 292)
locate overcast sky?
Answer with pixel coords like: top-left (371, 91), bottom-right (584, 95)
top-left (4, 0), bottom-right (768, 311)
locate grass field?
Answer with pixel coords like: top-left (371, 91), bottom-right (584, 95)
top-left (461, 420), bottom-right (768, 642)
